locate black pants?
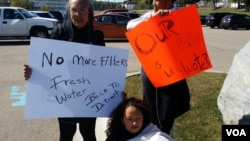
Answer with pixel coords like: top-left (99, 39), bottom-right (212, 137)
top-left (141, 68), bottom-right (190, 135)
top-left (58, 118), bottom-right (96, 141)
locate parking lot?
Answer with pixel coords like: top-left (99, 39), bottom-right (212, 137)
top-left (0, 26), bottom-right (250, 141)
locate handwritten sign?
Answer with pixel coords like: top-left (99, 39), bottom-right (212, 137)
top-left (25, 37), bottom-right (129, 119)
top-left (126, 5), bottom-right (212, 88)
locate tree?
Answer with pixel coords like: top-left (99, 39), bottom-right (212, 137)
top-left (212, 0), bottom-right (216, 8)
top-left (134, 0), bottom-right (151, 9)
top-left (243, 0), bottom-right (250, 11)
top-left (10, 0), bottom-right (32, 10)
top-left (41, 5), bottom-right (51, 11)
top-left (0, 0), bottom-right (10, 6)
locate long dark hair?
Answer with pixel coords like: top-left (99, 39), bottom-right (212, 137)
top-left (105, 97), bottom-right (152, 141)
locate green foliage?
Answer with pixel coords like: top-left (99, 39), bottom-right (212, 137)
top-left (116, 4), bottom-right (123, 8)
top-left (41, 5), bottom-right (51, 11)
top-left (10, 0), bottom-right (32, 10)
top-left (132, 0), bottom-right (249, 11)
top-left (172, 72), bottom-right (227, 141)
top-left (134, 1), bottom-right (150, 10)
top-left (0, 0), bottom-right (10, 6)
top-left (125, 72), bottom-right (227, 140)
top-left (244, 0), bottom-right (250, 5)
top-left (135, 7), bottom-right (250, 16)
top-left (141, 0), bottom-right (200, 8)
top-left (124, 0), bottom-right (151, 10)
top-left (125, 75), bottom-right (142, 99)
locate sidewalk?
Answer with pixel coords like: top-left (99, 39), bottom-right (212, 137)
top-left (73, 118), bottom-right (108, 141)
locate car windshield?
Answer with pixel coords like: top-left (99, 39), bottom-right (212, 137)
top-left (223, 15), bottom-right (231, 19)
top-left (244, 15), bottom-right (250, 20)
top-left (17, 8), bottom-right (34, 18)
top-left (30, 12), bottom-right (38, 17)
top-left (207, 14), bottom-right (213, 18)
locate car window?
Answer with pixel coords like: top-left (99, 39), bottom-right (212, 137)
top-left (102, 16), bottom-right (112, 23)
top-left (221, 15), bottom-right (227, 20)
top-left (244, 15), bottom-right (250, 21)
top-left (116, 16), bottom-right (130, 24)
top-left (225, 15), bottom-right (232, 18)
top-left (4, 9), bottom-right (22, 19)
top-left (95, 16), bottom-right (101, 22)
top-left (207, 13), bottom-right (214, 17)
top-left (206, 14), bottom-right (213, 19)
top-left (18, 8), bottom-right (33, 18)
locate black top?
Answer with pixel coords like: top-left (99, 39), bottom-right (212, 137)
top-left (50, 7), bottom-right (105, 46)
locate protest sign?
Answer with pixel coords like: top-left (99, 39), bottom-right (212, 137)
top-left (25, 37), bottom-right (128, 119)
top-left (126, 5), bottom-right (212, 87)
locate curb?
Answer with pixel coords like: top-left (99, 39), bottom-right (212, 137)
top-left (126, 71), bottom-right (141, 77)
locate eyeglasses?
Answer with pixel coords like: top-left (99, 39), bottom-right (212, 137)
top-left (70, 8), bottom-right (88, 15)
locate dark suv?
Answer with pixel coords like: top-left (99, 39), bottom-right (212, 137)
top-left (206, 12), bottom-right (232, 28)
top-left (49, 11), bottom-right (64, 23)
top-left (220, 13), bottom-right (250, 30)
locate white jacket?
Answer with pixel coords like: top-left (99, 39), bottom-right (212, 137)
top-left (126, 8), bottom-right (177, 31)
top-left (127, 123), bottom-right (175, 141)
top-left (126, 10), bottom-right (153, 31)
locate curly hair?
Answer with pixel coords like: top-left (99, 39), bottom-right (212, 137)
top-left (105, 97), bottom-right (152, 140)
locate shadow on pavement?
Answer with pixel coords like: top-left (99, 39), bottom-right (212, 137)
top-left (0, 40), bottom-right (30, 46)
top-left (105, 39), bottom-right (128, 43)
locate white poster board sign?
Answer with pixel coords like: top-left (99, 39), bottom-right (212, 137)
top-left (25, 37), bottom-right (129, 119)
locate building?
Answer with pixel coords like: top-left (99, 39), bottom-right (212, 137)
top-left (121, 1), bottom-right (137, 10)
top-left (31, 0), bottom-right (68, 13)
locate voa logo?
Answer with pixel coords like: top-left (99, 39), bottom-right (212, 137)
top-left (226, 129), bottom-right (246, 136)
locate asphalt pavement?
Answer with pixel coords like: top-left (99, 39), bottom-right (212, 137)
top-left (1, 26), bottom-right (250, 141)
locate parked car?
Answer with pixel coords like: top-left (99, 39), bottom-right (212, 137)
top-left (200, 15), bottom-right (206, 25)
top-left (29, 11), bottom-right (60, 25)
top-left (220, 13), bottom-right (250, 30)
top-left (206, 12), bottom-right (232, 28)
top-left (0, 7), bottom-right (59, 39)
top-left (93, 13), bottom-right (131, 39)
top-left (100, 8), bottom-right (129, 14)
top-left (107, 11), bottom-right (140, 19)
top-left (49, 10), bottom-right (64, 23)
top-left (30, 11), bottom-right (56, 19)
